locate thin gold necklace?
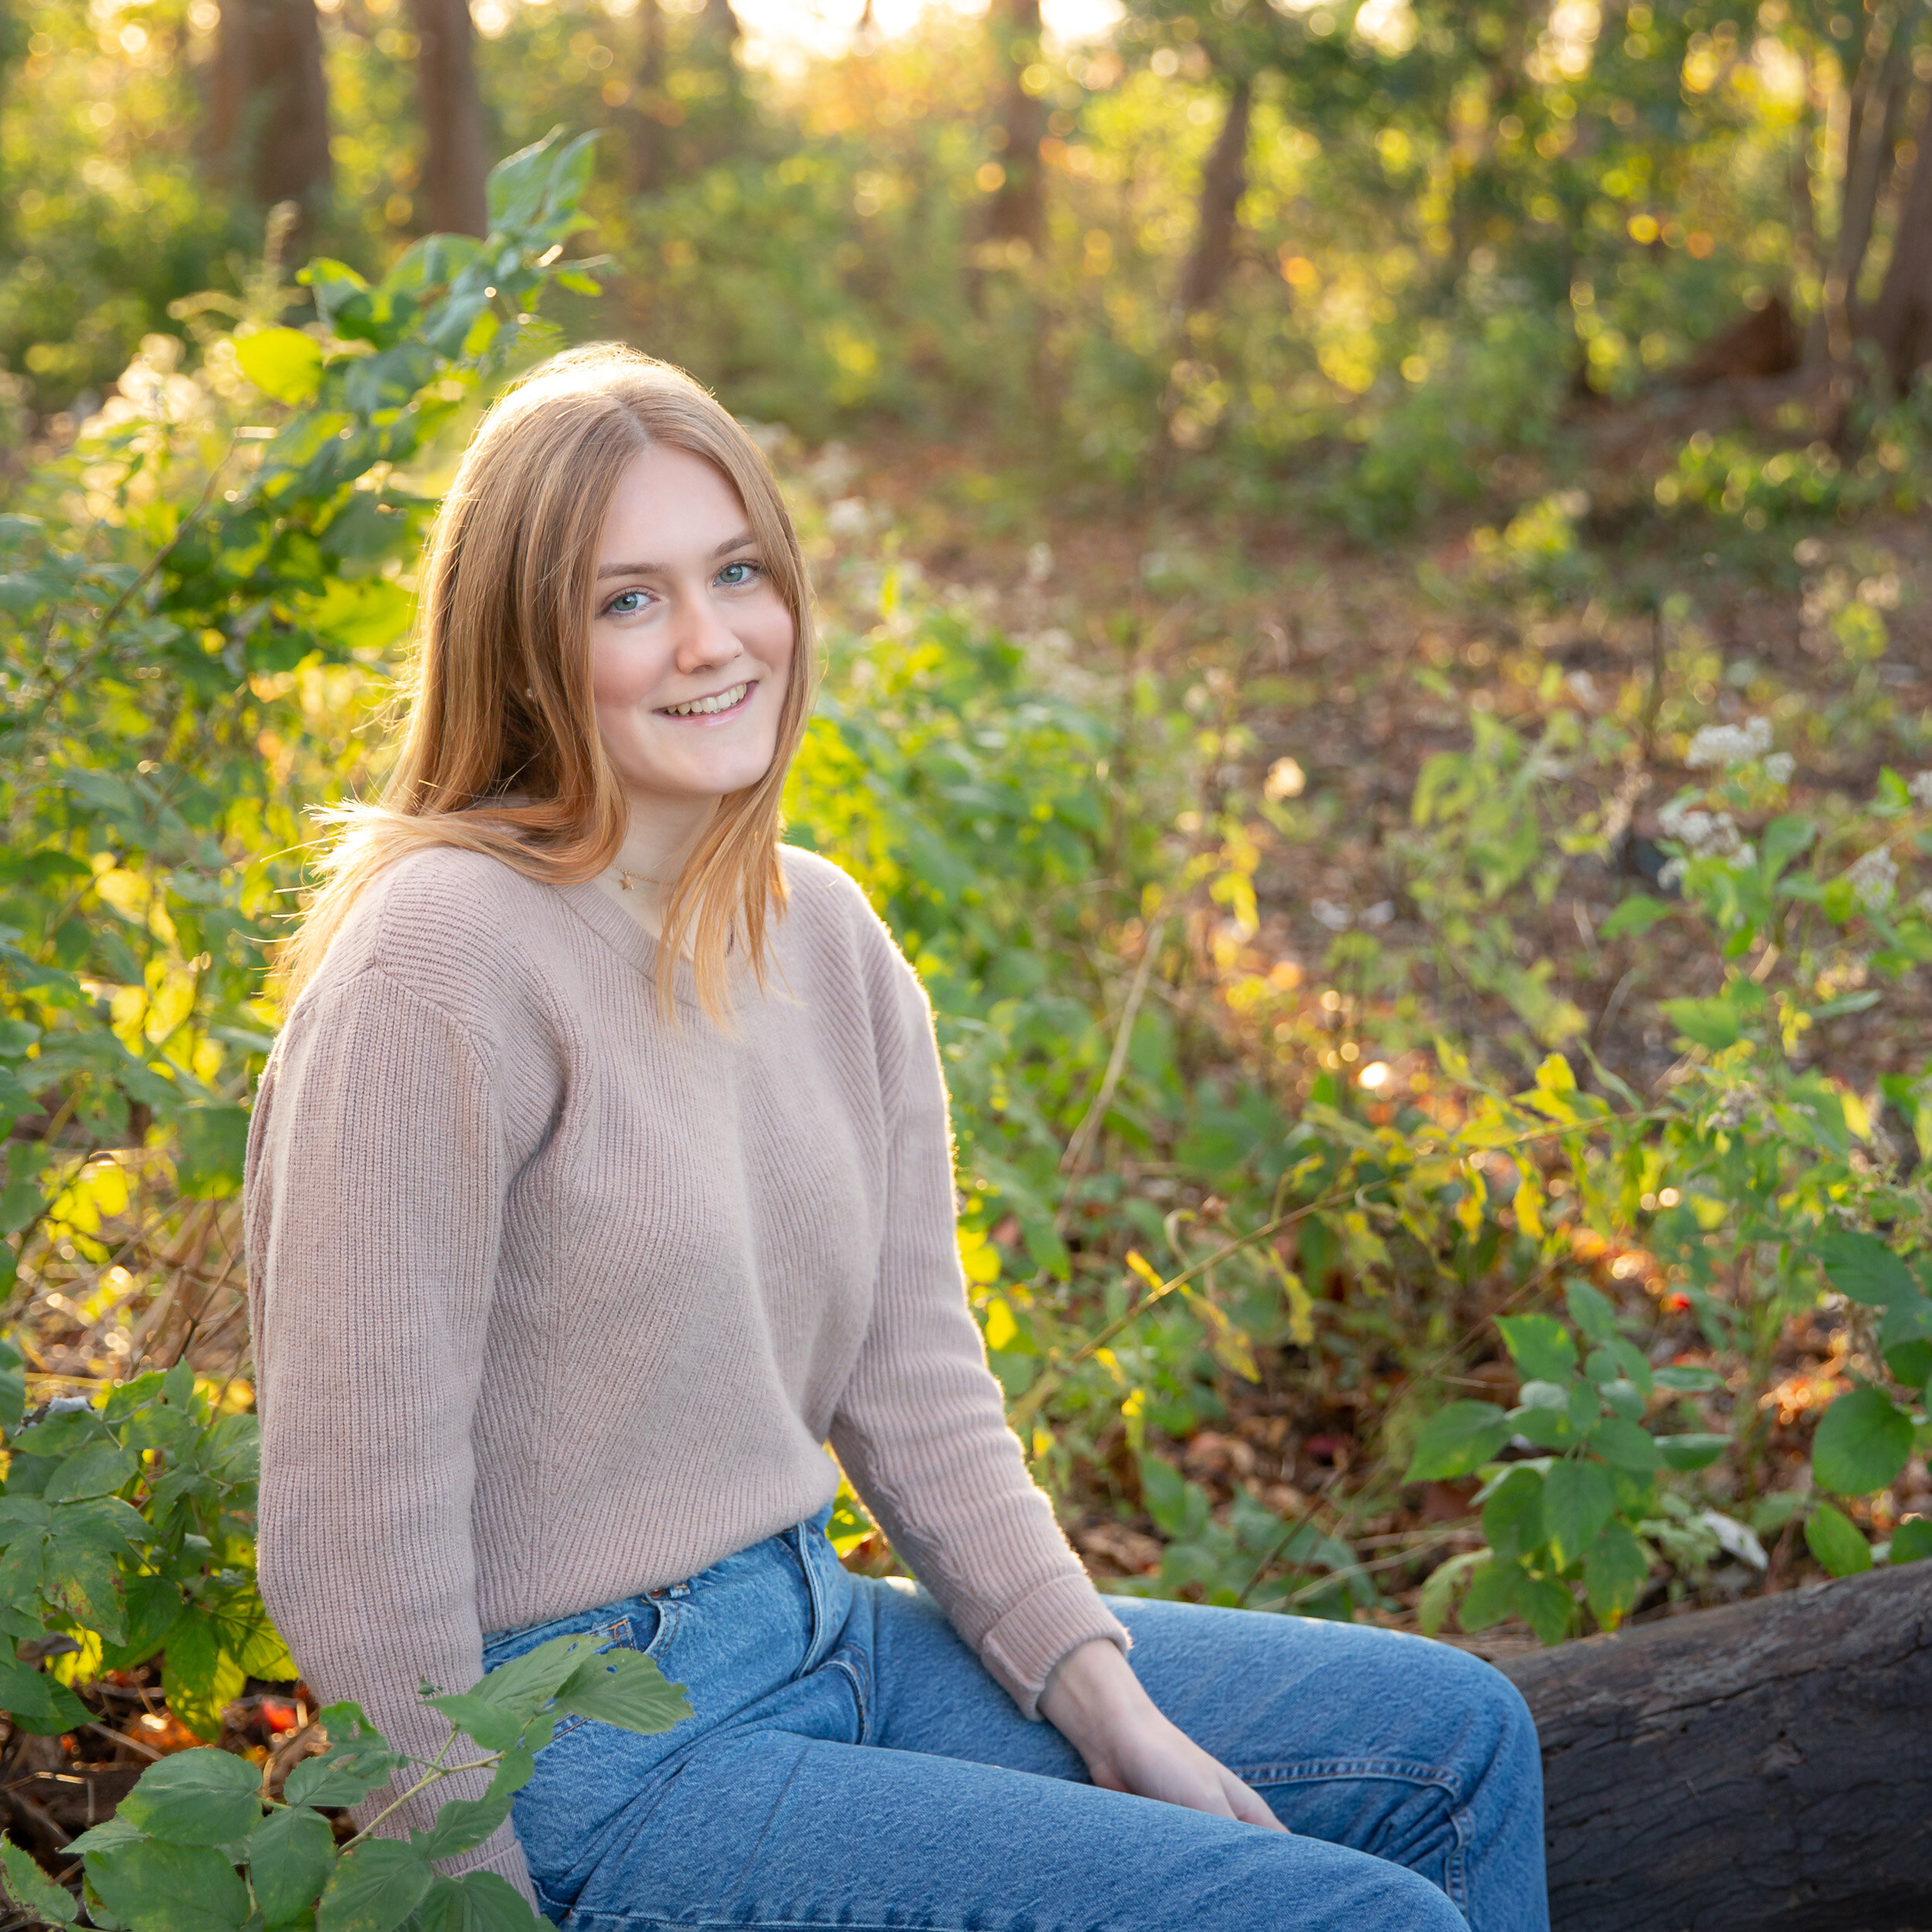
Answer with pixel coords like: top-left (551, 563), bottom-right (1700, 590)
top-left (617, 869), bottom-right (665, 892)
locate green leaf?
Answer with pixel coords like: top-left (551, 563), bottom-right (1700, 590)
top-left (408, 1793), bottom-right (512, 1862)
top-left (1805, 1500), bottom-right (1872, 1577)
top-left (1656, 1433), bottom-right (1728, 1471)
top-left (68, 1815), bottom-right (145, 1858)
top-left (1495, 1313), bottom-right (1576, 1385)
top-left (1659, 996), bottom-right (1743, 1050)
top-left (40, 1440), bottom-right (138, 1503)
top-left (1456, 1555), bottom-right (1522, 1632)
top-left (42, 1537), bottom-right (126, 1644)
top-left (85, 1838), bottom-right (252, 1932)
top-left (234, 329), bottom-right (325, 406)
top-left (1890, 1519), bottom-right (1932, 1565)
top-left (1653, 1364), bottom-right (1723, 1393)
top-left (119, 1749), bottom-right (263, 1848)
top-left (1480, 1465), bottom-right (1545, 1563)
top-left (1515, 1570), bottom-right (1575, 1645)
top-left (317, 1838), bottom-right (433, 1932)
top-left (1759, 813), bottom-right (1815, 880)
top-left (1598, 894), bottom-right (1671, 939)
top-left (1403, 1401), bottom-right (1512, 1482)
top-left (1542, 1459), bottom-right (1616, 1568)
top-left (0, 1339), bottom-right (26, 1436)
top-left (553, 1645), bottom-right (692, 1736)
top-left (1, 1834), bottom-right (79, 1923)
top-left (1582, 1521), bottom-right (1650, 1624)
top-left (161, 1612), bottom-right (247, 1741)
top-left (1812, 1386), bottom-right (1913, 1495)
top-left (0, 1654), bottom-right (94, 1733)
top-left (1587, 1417), bottom-right (1662, 1472)
top-left (446, 1872), bottom-right (545, 1931)
top-left (175, 1108), bottom-right (250, 1202)
top-left (1416, 1550), bottom-right (1484, 1637)
top-left (246, 1807), bottom-right (335, 1923)
top-left (1564, 1279), bottom-right (1617, 1346)
top-left (1817, 1230), bottom-right (1919, 1307)
top-left (282, 1706), bottom-right (403, 1809)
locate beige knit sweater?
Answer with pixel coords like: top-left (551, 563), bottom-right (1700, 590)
top-left (243, 843), bottom-right (1128, 1897)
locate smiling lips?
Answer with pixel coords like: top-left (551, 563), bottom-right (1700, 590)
top-left (658, 680), bottom-right (753, 719)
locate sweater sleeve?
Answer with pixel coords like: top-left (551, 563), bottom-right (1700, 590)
top-left (246, 965), bottom-right (534, 1900)
top-left (827, 958), bottom-right (1128, 1718)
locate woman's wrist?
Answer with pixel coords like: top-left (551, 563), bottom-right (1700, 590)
top-left (1038, 1636), bottom-right (1147, 1755)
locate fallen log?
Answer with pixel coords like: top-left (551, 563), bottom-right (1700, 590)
top-left (1499, 1560), bottom-right (1932, 1932)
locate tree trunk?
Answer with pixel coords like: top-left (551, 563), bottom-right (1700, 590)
top-left (208, 0), bottom-right (332, 243)
top-left (985, 0), bottom-right (1045, 250)
top-left (1498, 1560), bottom-right (1932, 1932)
top-left (1867, 80), bottom-right (1932, 387)
top-left (1808, 0), bottom-right (1920, 365)
top-left (1179, 74), bottom-right (1253, 315)
top-left (408, 0), bottom-right (488, 237)
top-left (625, 0), bottom-right (666, 196)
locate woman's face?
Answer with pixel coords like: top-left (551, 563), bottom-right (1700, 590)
top-left (588, 443), bottom-right (795, 813)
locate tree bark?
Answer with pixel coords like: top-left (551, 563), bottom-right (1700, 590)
top-left (408, 0), bottom-right (488, 238)
top-left (985, 0), bottom-right (1045, 250)
top-left (625, 0), bottom-right (666, 196)
top-left (1179, 74), bottom-right (1253, 315)
top-left (1867, 80), bottom-right (1932, 387)
top-left (1498, 1560), bottom-right (1932, 1932)
top-left (1808, 0), bottom-right (1920, 365)
top-left (207, 0), bottom-right (332, 243)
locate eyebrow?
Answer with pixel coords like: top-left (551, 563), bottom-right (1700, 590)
top-left (596, 532), bottom-right (758, 580)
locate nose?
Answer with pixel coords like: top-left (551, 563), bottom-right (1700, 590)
top-left (669, 588), bottom-right (741, 676)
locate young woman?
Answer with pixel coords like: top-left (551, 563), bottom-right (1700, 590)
top-left (245, 345), bottom-right (1548, 1932)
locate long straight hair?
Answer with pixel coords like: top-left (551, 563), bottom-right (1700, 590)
top-left (277, 345), bottom-right (817, 1022)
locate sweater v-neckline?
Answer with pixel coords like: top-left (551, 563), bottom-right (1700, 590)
top-left (552, 876), bottom-right (760, 1018)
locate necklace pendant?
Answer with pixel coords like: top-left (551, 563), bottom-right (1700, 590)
top-left (618, 870), bottom-right (634, 892)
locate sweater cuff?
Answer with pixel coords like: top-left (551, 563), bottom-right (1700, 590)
top-left (444, 1822), bottom-right (537, 1906)
top-left (978, 1571), bottom-right (1132, 1720)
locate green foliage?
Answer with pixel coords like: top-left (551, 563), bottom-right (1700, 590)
top-left (12, 1631), bottom-right (689, 1930)
top-left (0, 1366), bottom-right (270, 1740)
top-left (0, 135), bottom-right (600, 1747)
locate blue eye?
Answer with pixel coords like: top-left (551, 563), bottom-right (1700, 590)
top-left (604, 589), bottom-right (649, 617)
top-left (717, 560), bottom-right (760, 587)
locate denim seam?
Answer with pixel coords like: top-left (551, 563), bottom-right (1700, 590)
top-left (829, 1652), bottom-right (870, 1746)
top-left (1234, 1756), bottom-right (1471, 1913)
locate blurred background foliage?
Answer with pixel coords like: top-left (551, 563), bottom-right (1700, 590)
top-left (5, 0), bottom-right (1932, 1821)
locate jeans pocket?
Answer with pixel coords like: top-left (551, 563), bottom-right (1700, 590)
top-left (483, 1597), bottom-right (675, 1741)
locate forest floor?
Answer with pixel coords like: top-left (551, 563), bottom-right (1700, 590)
top-left (839, 379), bottom-right (1932, 1646)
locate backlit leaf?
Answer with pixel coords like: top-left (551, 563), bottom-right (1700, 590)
top-left (1813, 1386), bottom-right (1913, 1496)
top-left (1805, 1501), bottom-right (1872, 1577)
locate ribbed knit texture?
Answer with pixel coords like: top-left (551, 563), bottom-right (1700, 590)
top-left (243, 844), bottom-right (1128, 1900)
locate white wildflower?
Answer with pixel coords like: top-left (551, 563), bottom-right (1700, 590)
top-left (1845, 846), bottom-right (1899, 913)
top-left (1764, 752), bottom-right (1795, 786)
top-left (1909, 770), bottom-right (1932, 808)
top-left (1685, 717), bottom-right (1774, 770)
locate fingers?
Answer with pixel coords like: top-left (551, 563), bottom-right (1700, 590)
top-left (1220, 1769), bottom-right (1289, 1832)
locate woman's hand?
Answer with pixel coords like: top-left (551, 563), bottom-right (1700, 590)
top-left (1038, 1637), bottom-right (1286, 1832)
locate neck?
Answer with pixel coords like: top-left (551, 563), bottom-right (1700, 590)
top-left (594, 792), bottom-right (718, 935)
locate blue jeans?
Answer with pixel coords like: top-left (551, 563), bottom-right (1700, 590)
top-left (481, 1509), bottom-right (1548, 1932)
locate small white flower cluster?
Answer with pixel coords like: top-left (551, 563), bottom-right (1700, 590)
top-left (1683, 717), bottom-right (1794, 784)
top-left (1845, 846), bottom-right (1899, 914)
top-left (1657, 795), bottom-right (1754, 886)
top-left (1685, 717), bottom-right (1771, 770)
top-left (1910, 770), bottom-right (1932, 807)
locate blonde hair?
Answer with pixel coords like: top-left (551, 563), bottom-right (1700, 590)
top-left (277, 344), bottom-right (816, 1021)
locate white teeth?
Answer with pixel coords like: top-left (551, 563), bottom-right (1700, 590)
top-left (662, 682), bottom-right (749, 717)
